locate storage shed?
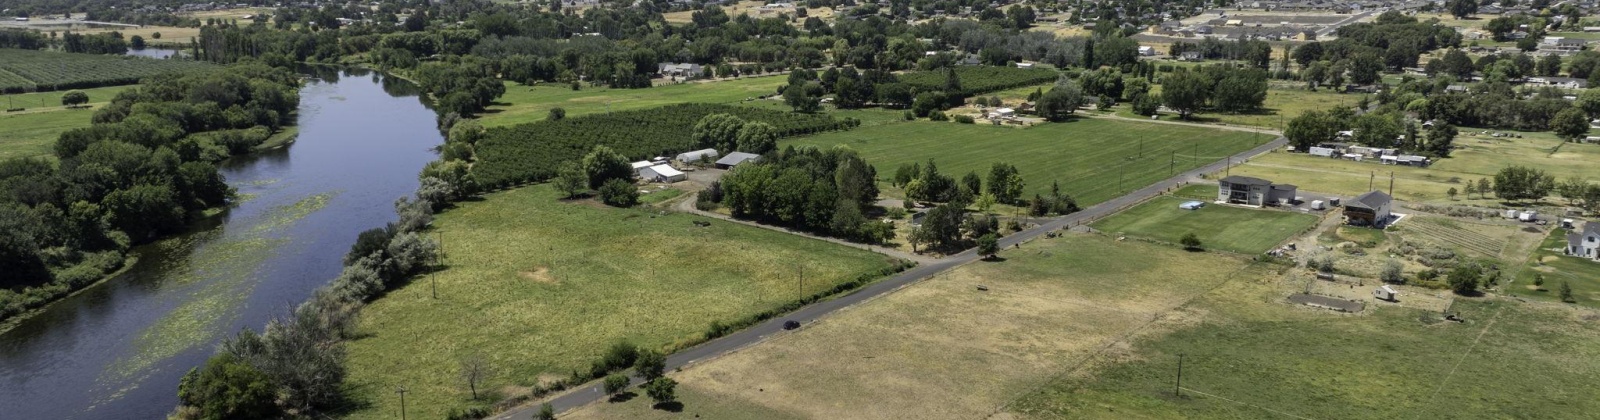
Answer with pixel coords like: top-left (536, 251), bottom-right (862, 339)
top-left (675, 148), bottom-right (719, 164)
top-left (715, 152), bottom-right (761, 169)
top-left (639, 165), bottom-right (686, 183)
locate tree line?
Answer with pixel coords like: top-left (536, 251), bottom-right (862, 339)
top-left (0, 61), bottom-right (300, 324)
top-left (708, 146), bottom-right (893, 244)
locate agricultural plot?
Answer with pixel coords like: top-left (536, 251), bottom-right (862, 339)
top-left (0, 85), bottom-right (135, 160)
top-left (479, 76), bottom-right (787, 127)
top-left (0, 48), bottom-right (213, 93)
top-left (1397, 216), bottom-right (1507, 259)
top-left (0, 68), bottom-right (32, 93)
top-left (566, 234), bottom-right (1251, 420)
top-left (786, 117), bottom-right (1269, 206)
top-left (341, 185), bottom-right (901, 420)
top-left (1092, 196), bottom-right (1319, 254)
top-left (897, 65), bottom-right (1059, 96)
top-left (473, 103), bottom-right (853, 188)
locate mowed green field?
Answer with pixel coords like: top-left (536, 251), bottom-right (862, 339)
top-left (0, 85), bottom-right (136, 161)
top-left (786, 117), bottom-right (1269, 206)
top-left (478, 76), bottom-right (786, 127)
top-left (1092, 196), bottom-right (1318, 254)
top-left (1011, 294), bottom-right (1600, 419)
top-left (1511, 228), bottom-right (1600, 308)
top-left (342, 185), bottom-right (900, 419)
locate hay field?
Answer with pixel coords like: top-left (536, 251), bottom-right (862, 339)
top-left (0, 85), bottom-right (136, 160)
top-left (787, 117), bottom-right (1269, 206)
top-left (566, 234), bottom-right (1250, 419)
top-left (479, 76), bottom-right (785, 127)
top-left (341, 185), bottom-right (900, 419)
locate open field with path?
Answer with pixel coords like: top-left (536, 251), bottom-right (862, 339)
top-left (565, 234), bottom-right (1250, 419)
top-left (786, 117), bottom-right (1270, 206)
top-left (1092, 196), bottom-right (1319, 254)
top-left (0, 85), bottom-right (135, 160)
top-left (479, 76), bottom-right (785, 127)
top-left (342, 185), bottom-right (901, 419)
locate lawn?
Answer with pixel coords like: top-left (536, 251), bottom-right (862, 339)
top-left (1511, 227), bottom-right (1600, 308)
top-left (1092, 196), bottom-right (1319, 254)
top-left (0, 85), bottom-right (137, 161)
top-left (1009, 290), bottom-right (1600, 419)
top-left (786, 117), bottom-right (1270, 206)
top-left (478, 76), bottom-right (786, 127)
top-left (1230, 131), bottom-right (1600, 204)
top-left (341, 185), bottom-right (901, 419)
top-left (565, 233), bottom-right (1253, 420)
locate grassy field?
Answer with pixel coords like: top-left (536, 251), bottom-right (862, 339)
top-left (1230, 131), bottom-right (1600, 204)
top-left (1511, 227), bottom-right (1600, 308)
top-left (0, 85), bottom-right (134, 161)
top-left (1120, 85), bottom-right (1357, 130)
top-left (341, 185), bottom-right (900, 419)
top-left (786, 117), bottom-right (1270, 206)
top-left (1092, 196), bottom-right (1319, 254)
top-left (566, 234), bottom-right (1252, 419)
top-left (1010, 289), bottom-right (1600, 419)
top-left (478, 76), bottom-right (786, 127)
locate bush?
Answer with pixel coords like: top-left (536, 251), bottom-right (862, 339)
top-left (954, 115), bottom-right (975, 124)
top-left (1179, 232), bottom-right (1202, 250)
top-left (643, 377), bottom-right (678, 405)
top-left (177, 353), bottom-right (282, 420)
top-left (603, 374), bottom-right (630, 396)
top-left (929, 111), bottom-right (949, 121)
top-left (635, 349), bottom-right (666, 380)
top-left (598, 178), bottom-right (639, 207)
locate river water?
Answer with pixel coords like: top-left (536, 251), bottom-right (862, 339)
top-left (0, 67), bottom-right (443, 419)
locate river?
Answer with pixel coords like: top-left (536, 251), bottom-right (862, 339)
top-left (0, 67), bottom-right (444, 419)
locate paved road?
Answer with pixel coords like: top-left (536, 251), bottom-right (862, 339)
top-left (493, 135), bottom-right (1289, 419)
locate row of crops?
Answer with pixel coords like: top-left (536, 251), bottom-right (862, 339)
top-left (473, 103), bottom-right (858, 188)
top-left (897, 66), bottom-right (1058, 97)
top-left (0, 48), bottom-right (215, 93)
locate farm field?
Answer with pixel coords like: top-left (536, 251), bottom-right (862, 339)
top-left (478, 76), bottom-right (786, 127)
top-left (566, 233), bottom-right (1252, 420)
top-left (0, 48), bottom-right (213, 92)
top-left (0, 85), bottom-right (134, 160)
top-left (1510, 228), bottom-right (1600, 308)
top-left (1231, 132), bottom-right (1600, 204)
top-left (1009, 291), bottom-right (1600, 419)
top-left (1091, 196), bottom-right (1319, 254)
top-left (341, 184), bottom-right (902, 419)
top-left (786, 117), bottom-right (1270, 206)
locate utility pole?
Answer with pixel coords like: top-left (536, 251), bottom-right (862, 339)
top-left (1139, 137), bottom-right (1144, 158)
top-left (796, 264), bottom-right (804, 299)
top-left (396, 387), bottom-right (409, 420)
top-left (1177, 354), bottom-right (1190, 397)
top-left (1170, 150), bottom-right (1175, 176)
top-left (1369, 171), bottom-right (1375, 191)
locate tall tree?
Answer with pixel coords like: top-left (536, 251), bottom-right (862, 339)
top-left (1161, 70), bottom-right (1212, 119)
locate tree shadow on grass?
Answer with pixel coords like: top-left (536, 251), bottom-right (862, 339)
top-left (981, 256), bottom-right (1008, 262)
top-left (652, 401), bottom-right (684, 412)
top-left (608, 392), bottom-right (637, 403)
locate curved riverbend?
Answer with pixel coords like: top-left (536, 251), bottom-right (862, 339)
top-left (0, 68), bottom-right (443, 420)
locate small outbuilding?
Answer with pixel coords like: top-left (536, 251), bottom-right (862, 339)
top-left (715, 152), bottom-right (761, 169)
top-left (1374, 285), bottom-right (1397, 301)
top-left (675, 148), bottom-right (719, 164)
top-left (638, 164), bottom-right (686, 183)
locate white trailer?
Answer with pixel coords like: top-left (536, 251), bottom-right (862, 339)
top-left (1373, 285), bottom-right (1397, 301)
top-left (1310, 200), bottom-right (1326, 210)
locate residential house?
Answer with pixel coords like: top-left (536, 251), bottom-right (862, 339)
top-left (1345, 190), bottom-right (1393, 227)
top-left (1218, 176), bottom-right (1298, 206)
top-left (658, 62), bottom-right (704, 78)
top-left (1138, 45), bottom-right (1158, 56)
top-left (1569, 222), bottom-right (1600, 260)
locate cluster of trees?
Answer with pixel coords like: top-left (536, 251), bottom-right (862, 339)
top-left (1491, 165), bottom-right (1556, 202)
top-left (0, 29), bottom-right (48, 49)
top-left (1170, 38), bottom-right (1274, 69)
top-left (692, 113), bottom-right (779, 154)
top-left (1159, 65), bottom-right (1269, 118)
top-left (712, 146), bottom-right (892, 244)
top-left (0, 62), bottom-right (300, 324)
top-left (412, 58), bottom-right (506, 118)
top-left (61, 31), bottom-right (129, 54)
top-left (1292, 12), bottom-right (1461, 75)
top-left (553, 145), bottom-right (638, 207)
top-left (175, 190), bottom-right (439, 419)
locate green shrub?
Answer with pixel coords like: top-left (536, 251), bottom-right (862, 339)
top-left (598, 178), bottom-right (639, 207)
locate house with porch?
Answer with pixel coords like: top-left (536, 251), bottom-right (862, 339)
top-left (1217, 176), bottom-right (1297, 207)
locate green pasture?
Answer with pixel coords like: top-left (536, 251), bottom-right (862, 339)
top-left (0, 85), bottom-right (138, 161)
top-left (786, 117), bottom-right (1269, 206)
top-left (1092, 196), bottom-right (1318, 254)
top-left (478, 76), bottom-right (787, 127)
top-left (341, 185), bottom-right (900, 419)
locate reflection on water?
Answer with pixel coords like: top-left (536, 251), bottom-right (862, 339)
top-left (0, 68), bottom-right (444, 420)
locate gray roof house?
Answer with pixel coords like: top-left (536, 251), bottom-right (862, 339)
top-left (1218, 176), bottom-right (1297, 207)
top-left (1345, 190), bottom-right (1392, 227)
top-left (714, 151), bottom-right (761, 169)
top-left (1568, 222), bottom-right (1600, 261)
